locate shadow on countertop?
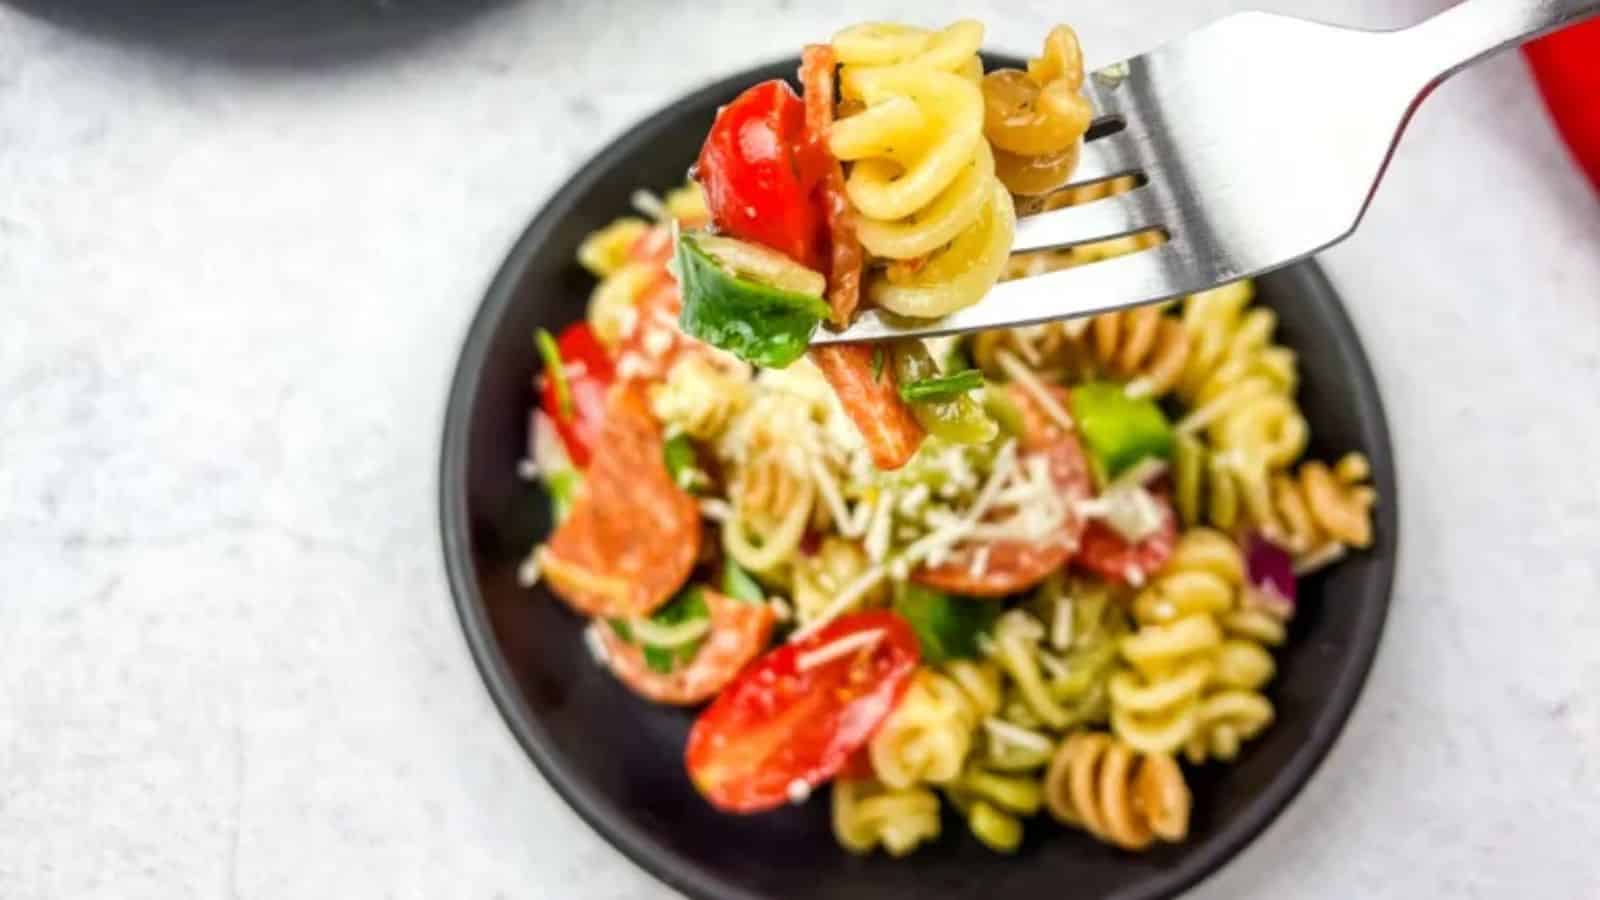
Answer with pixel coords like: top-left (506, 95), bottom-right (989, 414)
top-left (3, 0), bottom-right (516, 67)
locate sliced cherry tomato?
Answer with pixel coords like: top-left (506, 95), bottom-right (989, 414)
top-left (914, 384), bottom-right (1092, 596)
top-left (1075, 490), bottom-right (1179, 586)
top-left (809, 345), bottom-right (925, 470)
top-left (600, 590), bottom-right (776, 706)
top-left (695, 80), bottom-right (827, 272)
top-left (541, 383), bottom-right (701, 618)
top-left (1525, 21), bottom-right (1600, 190)
top-left (685, 610), bottom-right (920, 813)
top-left (539, 322), bottom-right (616, 469)
top-left (799, 44), bottom-right (863, 325)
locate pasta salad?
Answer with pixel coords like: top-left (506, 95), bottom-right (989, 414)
top-left (520, 19), bottom-right (1378, 858)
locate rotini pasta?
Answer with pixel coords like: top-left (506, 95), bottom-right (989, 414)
top-left (983, 26), bottom-right (1094, 197)
top-left (832, 779), bottom-right (943, 857)
top-left (1044, 732), bottom-right (1190, 850)
top-left (870, 666), bottom-right (986, 788)
top-left (831, 20), bottom-right (1017, 317)
top-left (650, 355), bottom-right (750, 441)
top-left (533, 16), bottom-right (1384, 864)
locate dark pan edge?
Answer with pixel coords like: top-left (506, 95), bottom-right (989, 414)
top-left (440, 60), bottom-right (1398, 900)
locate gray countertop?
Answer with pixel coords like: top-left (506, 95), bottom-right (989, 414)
top-left (3, 1), bottom-right (1598, 897)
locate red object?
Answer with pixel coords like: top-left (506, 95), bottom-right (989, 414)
top-left (684, 610), bottom-right (920, 813)
top-left (540, 322), bottom-right (615, 468)
top-left (808, 345), bottom-right (925, 470)
top-left (1075, 492), bottom-right (1179, 586)
top-left (1524, 20), bottom-right (1600, 189)
top-left (799, 45), bottom-right (863, 325)
top-left (915, 384), bottom-right (1092, 596)
top-left (694, 80), bottom-right (828, 271)
top-left (598, 590), bottom-right (776, 706)
top-left (540, 384), bottom-right (701, 620)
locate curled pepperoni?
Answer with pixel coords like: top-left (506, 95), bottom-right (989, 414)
top-left (799, 44), bottom-right (863, 326)
top-left (913, 384), bottom-right (1092, 597)
top-left (540, 383), bottom-right (701, 618)
top-left (599, 591), bottom-right (776, 706)
top-left (1075, 491), bottom-right (1179, 587)
top-left (809, 344), bottom-right (925, 470)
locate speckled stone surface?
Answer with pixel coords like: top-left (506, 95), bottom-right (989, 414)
top-left (2, 1), bottom-right (1597, 897)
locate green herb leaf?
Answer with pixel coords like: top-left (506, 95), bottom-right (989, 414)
top-left (615, 587), bottom-right (711, 674)
top-left (535, 328), bottom-right (573, 419)
top-left (662, 434), bottom-right (703, 493)
top-left (898, 369), bottom-right (984, 404)
top-left (675, 231), bottom-right (829, 368)
top-left (721, 557), bottom-right (766, 604)
top-left (871, 346), bottom-right (885, 381)
top-left (892, 582), bottom-right (997, 663)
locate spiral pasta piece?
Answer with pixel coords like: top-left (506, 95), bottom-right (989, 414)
top-left (1109, 614), bottom-right (1218, 755)
top-left (650, 355), bottom-right (750, 441)
top-left (833, 779), bottom-right (942, 857)
top-left (576, 217), bottom-right (649, 278)
top-left (871, 666), bottom-right (989, 788)
top-left (1182, 689), bottom-right (1275, 765)
top-left (1044, 732), bottom-right (1190, 850)
top-left (830, 20), bottom-right (1017, 318)
top-left (791, 536), bottom-right (881, 625)
top-left (1266, 453), bottom-right (1379, 560)
top-left (982, 25), bottom-right (1094, 197)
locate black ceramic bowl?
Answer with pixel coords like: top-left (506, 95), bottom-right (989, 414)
top-left (441, 58), bottom-right (1398, 900)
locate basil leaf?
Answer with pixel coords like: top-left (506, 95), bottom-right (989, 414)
top-left (898, 369), bottom-right (984, 404)
top-left (892, 582), bottom-right (997, 663)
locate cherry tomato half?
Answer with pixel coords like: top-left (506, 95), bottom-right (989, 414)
top-left (685, 610), bottom-right (920, 813)
top-left (695, 79), bottom-right (828, 272)
top-left (540, 322), bottom-right (615, 468)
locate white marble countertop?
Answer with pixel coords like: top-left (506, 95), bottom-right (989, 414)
top-left (3, 1), bottom-right (1598, 897)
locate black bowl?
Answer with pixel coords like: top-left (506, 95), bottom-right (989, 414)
top-left (441, 58), bottom-right (1398, 900)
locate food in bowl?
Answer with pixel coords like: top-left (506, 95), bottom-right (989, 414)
top-left (516, 19), bottom-right (1379, 859)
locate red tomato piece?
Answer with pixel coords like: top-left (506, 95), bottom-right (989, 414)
top-left (685, 610), bottom-right (920, 813)
top-left (539, 322), bottom-right (615, 469)
top-left (913, 384), bottom-right (1092, 597)
top-left (541, 384), bottom-right (701, 619)
top-left (695, 79), bottom-right (828, 271)
top-left (809, 345), bottom-right (925, 470)
top-left (599, 591), bottom-right (776, 706)
top-left (1524, 20), bottom-right (1600, 189)
top-left (798, 44), bottom-right (863, 325)
top-left (1075, 490), bottom-right (1179, 587)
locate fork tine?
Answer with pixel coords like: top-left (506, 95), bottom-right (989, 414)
top-left (1010, 182), bottom-right (1166, 253)
top-left (812, 242), bottom-right (1227, 345)
top-left (1053, 133), bottom-right (1141, 186)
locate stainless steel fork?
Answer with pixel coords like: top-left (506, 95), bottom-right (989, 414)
top-left (812, 0), bottom-right (1600, 345)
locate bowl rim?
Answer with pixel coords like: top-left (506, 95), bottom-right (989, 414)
top-left (439, 58), bottom-right (1398, 900)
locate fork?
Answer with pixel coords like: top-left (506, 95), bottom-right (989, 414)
top-left (811, 0), bottom-right (1600, 345)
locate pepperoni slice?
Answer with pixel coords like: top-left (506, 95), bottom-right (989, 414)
top-left (809, 344), bottom-right (925, 470)
top-left (799, 44), bottom-right (864, 326)
top-left (913, 384), bottom-right (1092, 597)
top-left (600, 591), bottom-right (776, 706)
top-left (540, 383), bottom-right (701, 618)
top-left (1075, 490), bottom-right (1179, 587)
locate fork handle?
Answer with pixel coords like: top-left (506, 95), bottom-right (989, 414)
top-left (1406, 0), bottom-right (1600, 83)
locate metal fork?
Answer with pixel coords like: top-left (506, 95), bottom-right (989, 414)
top-left (812, 0), bottom-right (1600, 345)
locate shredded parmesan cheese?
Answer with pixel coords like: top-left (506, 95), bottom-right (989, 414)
top-left (996, 349), bottom-right (1075, 432)
top-left (787, 779), bottom-right (812, 804)
top-left (698, 498), bottom-right (733, 522)
top-left (983, 717), bottom-right (1054, 754)
top-left (796, 628), bottom-right (885, 670)
top-left (1052, 596), bottom-right (1074, 650)
top-left (809, 455), bottom-right (853, 536)
top-left (788, 566), bottom-right (887, 642)
top-left (516, 458), bottom-right (539, 481)
top-left (630, 188), bottom-right (668, 221)
top-left (583, 623), bottom-right (611, 665)
top-left (516, 549), bottom-right (542, 588)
